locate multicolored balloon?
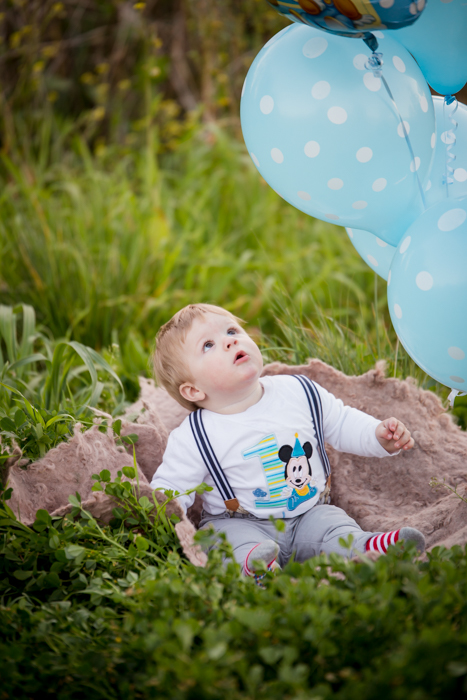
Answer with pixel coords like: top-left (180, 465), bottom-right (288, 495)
top-left (388, 196), bottom-right (467, 392)
top-left (265, 0), bottom-right (426, 39)
top-left (241, 25), bottom-right (435, 245)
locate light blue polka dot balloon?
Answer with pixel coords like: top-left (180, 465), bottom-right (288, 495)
top-left (396, 0), bottom-right (467, 95)
top-left (388, 196), bottom-right (467, 391)
top-left (346, 228), bottom-right (396, 280)
top-left (241, 25), bottom-right (435, 246)
top-left (424, 96), bottom-right (467, 207)
top-left (347, 98), bottom-right (467, 279)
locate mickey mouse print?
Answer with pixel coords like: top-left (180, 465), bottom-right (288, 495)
top-left (278, 433), bottom-right (318, 511)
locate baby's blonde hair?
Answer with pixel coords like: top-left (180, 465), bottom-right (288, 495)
top-left (153, 303), bottom-right (242, 410)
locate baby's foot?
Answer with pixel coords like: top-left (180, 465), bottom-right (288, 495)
top-left (366, 527), bottom-right (425, 554)
top-left (243, 540), bottom-right (280, 579)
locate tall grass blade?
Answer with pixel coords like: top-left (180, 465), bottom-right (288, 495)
top-left (0, 306), bottom-right (17, 362)
top-left (16, 304), bottom-right (36, 359)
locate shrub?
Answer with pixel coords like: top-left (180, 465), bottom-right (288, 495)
top-left (1, 478), bottom-right (467, 699)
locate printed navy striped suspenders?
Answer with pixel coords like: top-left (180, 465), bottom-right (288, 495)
top-left (189, 375), bottom-right (331, 512)
top-left (189, 409), bottom-right (240, 512)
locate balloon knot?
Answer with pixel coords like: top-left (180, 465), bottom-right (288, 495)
top-left (448, 389), bottom-right (467, 407)
top-left (365, 52), bottom-right (383, 77)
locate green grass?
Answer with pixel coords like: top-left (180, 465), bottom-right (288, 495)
top-left (0, 120), bottom-right (379, 342)
top-left (0, 116), bottom-right (452, 408)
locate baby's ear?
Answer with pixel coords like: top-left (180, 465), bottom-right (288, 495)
top-left (179, 382), bottom-right (206, 403)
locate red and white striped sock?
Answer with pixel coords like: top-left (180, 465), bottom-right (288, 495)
top-left (366, 530), bottom-right (400, 554)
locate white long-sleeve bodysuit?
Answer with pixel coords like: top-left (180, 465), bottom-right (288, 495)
top-left (150, 374), bottom-right (393, 518)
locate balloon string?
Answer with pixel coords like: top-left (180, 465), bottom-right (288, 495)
top-left (365, 50), bottom-right (426, 211)
top-left (442, 94), bottom-right (458, 197)
top-left (448, 389), bottom-right (467, 408)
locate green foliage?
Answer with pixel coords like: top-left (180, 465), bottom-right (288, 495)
top-left (0, 395), bottom-right (73, 464)
top-left (0, 468), bottom-right (211, 607)
top-left (430, 476), bottom-right (467, 505)
top-left (0, 304), bottom-right (128, 465)
top-left (452, 393), bottom-right (467, 431)
top-left (1, 0), bottom-right (285, 152)
top-left (1, 491), bottom-right (467, 699)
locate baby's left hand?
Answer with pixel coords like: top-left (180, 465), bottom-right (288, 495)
top-left (375, 417), bottom-right (414, 454)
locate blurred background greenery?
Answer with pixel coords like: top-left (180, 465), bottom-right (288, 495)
top-left (1, 0), bottom-right (465, 437)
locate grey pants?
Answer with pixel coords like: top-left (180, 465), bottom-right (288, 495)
top-left (199, 504), bottom-right (382, 567)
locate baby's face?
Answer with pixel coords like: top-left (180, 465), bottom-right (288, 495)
top-left (181, 312), bottom-right (263, 408)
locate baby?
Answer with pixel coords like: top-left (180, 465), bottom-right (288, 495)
top-left (150, 303), bottom-right (425, 576)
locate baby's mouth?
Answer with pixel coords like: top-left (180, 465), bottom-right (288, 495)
top-left (234, 350), bottom-right (248, 364)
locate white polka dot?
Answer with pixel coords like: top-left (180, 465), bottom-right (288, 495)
top-left (379, 0), bottom-right (394, 7)
top-left (438, 208), bottom-right (467, 231)
top-left (450, 375), bottom-right (465, 384)
top-left (387, 270), bottom-right (391, 285)
top-left (356, 147), bottom-right (373, 163)
top-left (420, 95), bottom-right (428, 113)
top-left (271, 148), bottom-right (284, 164)
top-left (327, 106), bottom-right (348, 124)
top-left (260, 95), bottom-right (274, 114)
top-left (297, 190), bottom-right (311, 200)
top-left (448, 346), bottom-right (465, 361)
top-left (353, 54), bottom-right (368, 70)
top-left (376, 238), bottom-right (387, 247)
top-left (312, 81), bottom-right (331, 100)
top-left (367, 254), bottom-right (379, 266)
top-left (410, 157), bottom-right (421, 172)
top-left (304, 141), bottom-right (320, 158)
top-left (373, 31), bottom-right (385, 37)
top-left (416, 271), bottom-right (433, 290)
top-left (400, 236), bottom-right (411, 253)
top-left (352, 200), bottom-right (368, 209)
top-left (303, 37), bottom-right (328, 59)
top-left (347, 228), bottom-right (354, 238)
top-left (326, 213), bottom-right (340, 220)
top-left (397, 121), bottom-right (410, 138)
top-left (417, 0), bottom-right (425, 10)
top-left (409, 2), bottom-right (417, 14)
top-left (441, 131), bottom-right (455, 145)
top-left (425, 180), bottom-right (432, 191)
top-left (431, 133), bottom-right (436, 148)
top-left (328, 178), bottom-right (344, 190)
top-left (393, 56), bottom-right (406, 72)
top-left (372, 178), bottom-right (387, 192)
top-left (363, 73), bottom-right (381, 92)
top-left (394, 303), bottom-right (402, 319)
top-left (454, 168), bottom-right (467, 182)
top-left (250, 153), bottom-right (260, 168)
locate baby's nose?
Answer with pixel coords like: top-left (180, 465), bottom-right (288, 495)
top-left (225, 337), bottom-right (238, 349)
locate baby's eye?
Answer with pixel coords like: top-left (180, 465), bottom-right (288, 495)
top-left (227, 327), bottom-right (238, 336)
top-left (203, 341), bottom-right (214, 352)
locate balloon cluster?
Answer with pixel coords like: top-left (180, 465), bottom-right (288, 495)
top-left (241, 0), bottom-right (467, 398)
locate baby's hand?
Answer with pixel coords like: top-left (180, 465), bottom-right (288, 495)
top-left (375, 417), bottom-right (414, 454)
